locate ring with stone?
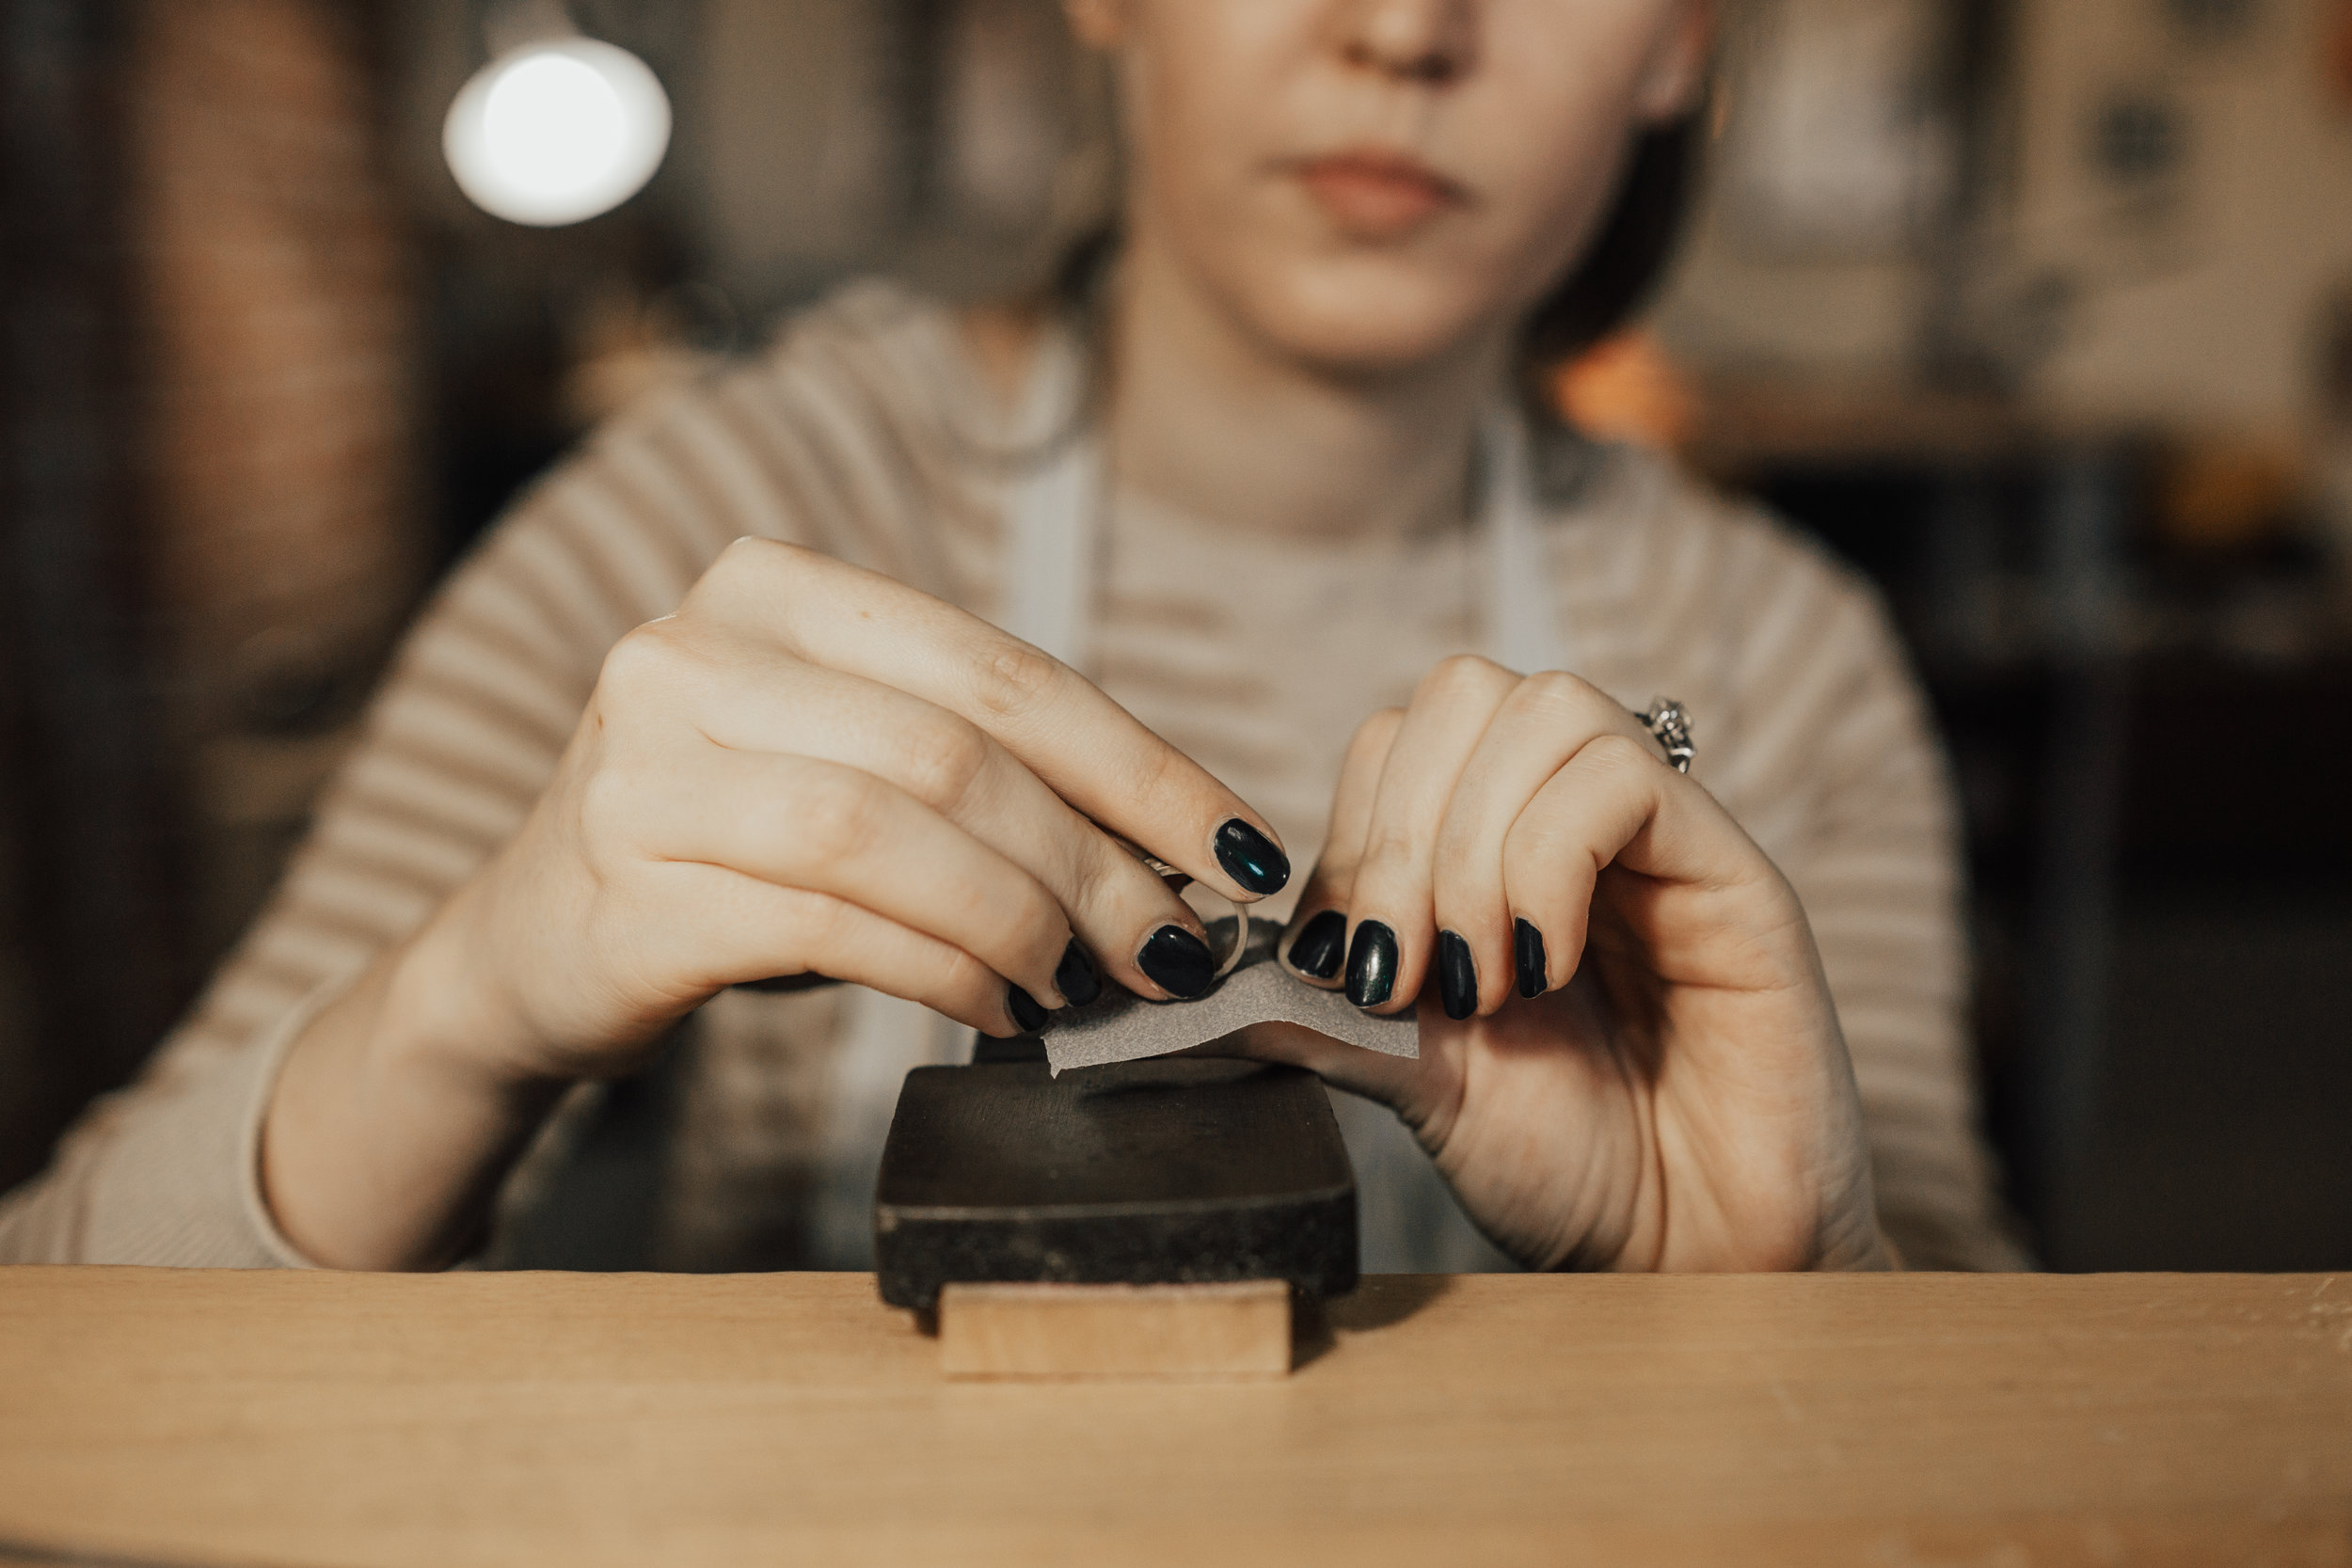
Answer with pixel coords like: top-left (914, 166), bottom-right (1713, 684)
top-left (1637, 698), bottom-right (1695, 775)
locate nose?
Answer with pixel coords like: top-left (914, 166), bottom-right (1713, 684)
top-left (1332, 0), bottom-right (1477, 87)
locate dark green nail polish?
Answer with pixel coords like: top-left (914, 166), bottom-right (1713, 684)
top-left (1008, 985), bottom-right (1049, 1034)
top-left (1214, 819), bottom-right (1291, 896)
top-left (1515, 918), bottom-right (1548, 998)
top-left (1137, 925), bottom-right (1216, 1000)
top-left (1345, 921), bottom-right (1398, 1009)
top-left (1437, 930), bottom-right (1477, 1021)
top-left (1287, 910), bottom-right (1346, 979)
top-left (1056, 941), bottom-right (1101, 1007)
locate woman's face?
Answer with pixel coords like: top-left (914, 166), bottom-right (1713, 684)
top-left (1069, 0), bottom-right (1709, 375)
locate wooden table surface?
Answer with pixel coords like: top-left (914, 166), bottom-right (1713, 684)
top-left (2, 1268), bottom-right (2347, 1568)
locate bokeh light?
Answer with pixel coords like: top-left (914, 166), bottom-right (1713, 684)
top-left (443, 39), bottom-right (671, 228)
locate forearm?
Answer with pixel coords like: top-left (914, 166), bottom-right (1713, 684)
top-left (261, 903), bottom-right (566, 1272)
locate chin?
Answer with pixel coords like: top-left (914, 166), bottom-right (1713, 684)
top-left (1235, 263), bottom-right (1510, 379)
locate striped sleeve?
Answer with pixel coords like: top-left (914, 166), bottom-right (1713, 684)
top-left (1774, 579), bottom-right (2028, 1270)
top-left (0, 363), bottom-right (820, 1264)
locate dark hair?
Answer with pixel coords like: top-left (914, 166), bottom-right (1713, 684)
top-left (1512, 108), bottom-right (1707, 399)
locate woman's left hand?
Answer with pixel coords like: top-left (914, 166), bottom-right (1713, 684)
top-left (1240, 657), bottom-right (1892, 1273)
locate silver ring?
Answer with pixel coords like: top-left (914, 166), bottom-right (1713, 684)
top-left (1637, 698), bottom-right (1695, 774)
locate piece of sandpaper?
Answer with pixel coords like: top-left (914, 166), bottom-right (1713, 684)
top-left (1042, 918), bottom-right (1419, 1074)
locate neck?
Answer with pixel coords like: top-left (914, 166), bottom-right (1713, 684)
top-left (1101, 230), bottom-right (1507, 542)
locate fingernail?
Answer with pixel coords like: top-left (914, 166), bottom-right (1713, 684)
top-left (1007, 984), bottom-right (1049, 1034)
top-left (1287, 910), bottom-right (1347, 979)
top-left (1437, 931), bottom-right (1477, 1021)
top-left (1214, 819), bottom-right (1290, 896)
top-left (1345, 921), bottom-right (1398, 1009)
top-left (1137, 925), bottom-right (1216, 1000)
top-left (1056, 941), bottom-right (1101, 1007)
top-left (1515, 918), bottom-right (1548, 998)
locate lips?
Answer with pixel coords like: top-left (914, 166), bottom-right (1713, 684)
top-left (1293, 149), bottom-right (1467, 240)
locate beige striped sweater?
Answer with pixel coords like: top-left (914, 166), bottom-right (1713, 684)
top-left (0, 282), bottom-right (2026, 1273)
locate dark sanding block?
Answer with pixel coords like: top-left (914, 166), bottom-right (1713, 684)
top-left (872, 1058), bottom-right (1359, 1311)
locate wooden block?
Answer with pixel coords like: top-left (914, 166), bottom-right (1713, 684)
top-left (938, 1280), bottom-right (1294, 1381)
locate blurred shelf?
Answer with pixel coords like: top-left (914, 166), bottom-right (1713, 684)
top-left (1686, 374), bottom-right (2055, 476)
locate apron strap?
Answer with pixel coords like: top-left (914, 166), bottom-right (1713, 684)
top-left (1483, 405), bottom-right (1574, 677)
top-left (1000, 332), bottom-right (1103, 672)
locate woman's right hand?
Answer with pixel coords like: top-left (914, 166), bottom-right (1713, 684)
top-left (434, 536), bottom-right (1291, 1084)
top-left (262, 538), bottom-right (1288, 1268)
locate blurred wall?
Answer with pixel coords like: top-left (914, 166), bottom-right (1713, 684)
top-left (2010, 0), bottom-right (2352, 438)
top-left (127, 0), bottom-right (426, 960)
top-left (1659, 0), bottom-right (2352, 444)
top-left (1, 1), bottom-right (184, 1189)
top-left (689, 0), bottom-right (1104, 319)
top-left (0, 0), bottom-right (422, 1186)
top-left (695, 0), bottom-right (910, 300)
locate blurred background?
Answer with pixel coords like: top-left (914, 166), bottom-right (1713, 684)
top-left (2, 0), bottom-right (2347, 1270)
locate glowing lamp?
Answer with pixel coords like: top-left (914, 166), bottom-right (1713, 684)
top-left (443, 38), bottom-right (671, 227)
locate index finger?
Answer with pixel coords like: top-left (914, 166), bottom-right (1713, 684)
top-left (690, 538), bottom-right (1291, 903)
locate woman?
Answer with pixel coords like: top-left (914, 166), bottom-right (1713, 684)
top-left (0, 0), bottom-right (2020, 1273)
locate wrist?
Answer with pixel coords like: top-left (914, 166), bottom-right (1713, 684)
top-left (380, 876), bottom-right (563, 1100)
top-left (262, 908), bottom-right (567, 1272)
